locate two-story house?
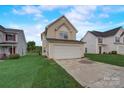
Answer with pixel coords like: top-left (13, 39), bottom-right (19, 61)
top-left (41, 16), bottom-right (84, 59)
top-left (0, 25), bottom-right (27, 59)
top-left (81, 26), bottom-right (124, 54)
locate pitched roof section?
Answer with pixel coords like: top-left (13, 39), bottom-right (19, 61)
top-left (0, 25), bottom-right (23, 33)
top-left (90, 26), bottom-right (122, 37)
top-left (0, 25), bottom-right (26, 43)
top-left (0, 25), bottom-right (5, 30)
top-left (42, 15), bottom-right (78, 36)
top-left (47, 15), bottom-right (78, 32)
top-left (47, 38), bottom-right (84, 44)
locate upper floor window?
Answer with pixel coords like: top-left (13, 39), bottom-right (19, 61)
top-left (98, 37), bottom-right (103, 43)
top-left (115, 36), bottom-right (120, 43)
top-left (6, 34), bottom-right (16, 41)
top-left (59, 31), bottom-right (68, 39)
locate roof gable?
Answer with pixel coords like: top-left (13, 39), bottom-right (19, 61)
top-left (46, 16), bottom-right (78, 33)
top-left (42, 15), bottom-right (78, 36)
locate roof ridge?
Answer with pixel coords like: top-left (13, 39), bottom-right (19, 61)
top-left (6, 28), bottom-right (23, 31)
top-left (90, 26), bottom-right (122, 37)
top-left (104, 26), bottom-right (122, 33)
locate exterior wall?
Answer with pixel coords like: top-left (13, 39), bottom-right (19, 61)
top-left (46, 17), bottom-right (76, 40)
top-left (103, 29), bottom-right (124, 53)
top-left (82, 29), bottom-right (124, 54)
top-left (42, 33), bottom-right (48, 56)
top-left (16, 31), bottom-right (27, 56)
top-left (55, 25), bottom-right (76, 40)
top-left (0, 28), bottom-right (27, 57)
top-left (48, 43), bottom-right (84, 59)
top-left (0, 46), bottom-right (11, 58)
top-left (82, 32), bottom-right (97, 53)
top-left (0, 31), bottom-right (4, 43)
top-left (103, 36), bottom-right (116, 53)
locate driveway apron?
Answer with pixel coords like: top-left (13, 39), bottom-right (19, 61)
top-left (55, 58), bottom-right (124, 88)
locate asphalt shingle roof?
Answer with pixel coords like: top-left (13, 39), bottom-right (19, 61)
top-left (90, 26), bottom-right (122, 37)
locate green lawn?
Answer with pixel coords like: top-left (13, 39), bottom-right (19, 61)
top-left (0, 53), bottom-right (82, 88)
top-left (85, 54), bottom-right (124, 67)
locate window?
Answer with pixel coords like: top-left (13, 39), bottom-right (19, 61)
top-left (59, 31), bottom-right (68, 39)
top-left (6, 34), bottom-right (16, 41)
top-left (115, 37), bottom-right (120, 43)
top-left (85, 48), bottom-right (87, 53)
top-left (98, 37), bottom-right (103, 43)
top-left (123, 37), bottom-right (124, 43)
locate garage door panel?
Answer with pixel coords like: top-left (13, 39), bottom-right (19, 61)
top-left (54, 45), bottom-right (82, 59)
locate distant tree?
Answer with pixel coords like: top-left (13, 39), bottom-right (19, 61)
top-left (35, 46), bottom-right (42, 55)
top-left (27, 41), bottom-right (36, 52)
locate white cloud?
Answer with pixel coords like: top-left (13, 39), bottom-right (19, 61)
top-left (13, 6), bottom-right (43, 19)
top-left (12, 5), bottom-right (71, 22)
top-left (8, 23), bottom-right (22, 29)
top-left (99, 13), bottom-right (109, 18)
top-left (65, 6), bottom-right (97, 21)
top-left (12, 5), bottom-right (70, 19)
top-left (64, 6), bottom-right (118, 40)
top-left (102, 6), bottom-right (124, 13)
top-left (10, 5), bottom-right (124, 45)
top-left (64, 6), bottom-right (100, 40)
top-left (40, 5), bottom-right (69, 11)
top-left (13, 6), bottom-right (41, 15)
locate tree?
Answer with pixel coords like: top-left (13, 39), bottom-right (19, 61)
top-left (27, 41), bottom-right (36, 52)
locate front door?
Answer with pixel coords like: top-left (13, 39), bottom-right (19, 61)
top-left (9, 47), bottom-right (12, 55)
top-left (99, 46), bottom-right (102, 54)
top-left (9, 47), bottom-right (16, 55)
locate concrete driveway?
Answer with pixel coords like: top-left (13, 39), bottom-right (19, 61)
top-left (55, 58), bottom-right (124, 88)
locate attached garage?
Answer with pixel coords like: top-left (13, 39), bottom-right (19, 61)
top-left (54, 44), bottom-right (83, 59)
top-left (118, 45), bottom-right (124, 54)
top-left (47, 39), bottom-right (84, 59)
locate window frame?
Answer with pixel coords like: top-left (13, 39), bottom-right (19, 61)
top-left (59, 31), bottom-right (68, 39)
top-left (98, 37), bottom-right (103, 43)
top-left (115, 36), bottom-right (120, 43)
top-left (5, 34), bottom-right (16, 41)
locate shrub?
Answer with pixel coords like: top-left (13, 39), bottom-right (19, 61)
top-left (8, 54), bottom-right (20, 59)
top-left (111, 51), bottom-right (117, 54)
top-left (0, 54), bottom-right (7, 60)
top-left (103, 52), bottom-right (107, 54)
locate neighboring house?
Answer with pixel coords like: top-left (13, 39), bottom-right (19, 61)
top-left (41, 16), bottom-right (84, 59)
top-left (0, 25), bottom-right (27, 59)
top-left (81, 26), bottom-right (124, 54)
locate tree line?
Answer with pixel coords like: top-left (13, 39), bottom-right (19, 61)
top-left (27, 41), bottom-right (42, 54)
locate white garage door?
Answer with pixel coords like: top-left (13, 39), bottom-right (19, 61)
top-left (54, 45), bottom-right (82, 59)
top-left (118, 46), bottom-right (124, 54)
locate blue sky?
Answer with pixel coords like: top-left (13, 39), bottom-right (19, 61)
top-left (1, 5), bottom-right (124, 45)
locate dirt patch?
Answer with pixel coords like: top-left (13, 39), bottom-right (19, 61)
top-left (78, 60), bottom-right (93, 64)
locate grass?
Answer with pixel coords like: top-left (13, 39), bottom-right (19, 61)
top-left (0, 53), bottom-right (82, 88)
top-left (85, 54), bottom-right (124, 67)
